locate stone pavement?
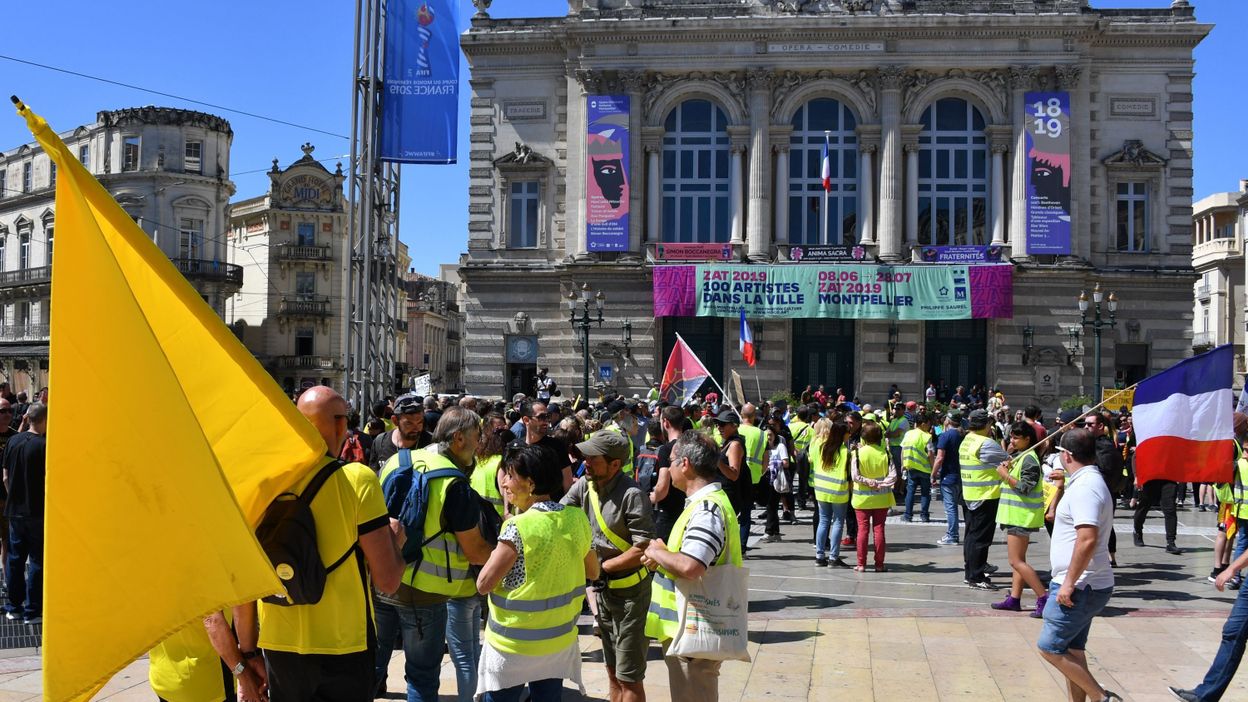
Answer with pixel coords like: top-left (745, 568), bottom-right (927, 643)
top-left (4, 499), bottom-right (1246, 700)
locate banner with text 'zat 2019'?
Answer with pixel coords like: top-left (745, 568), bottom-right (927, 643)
top-left (381, 0), bottom-right (459, 163)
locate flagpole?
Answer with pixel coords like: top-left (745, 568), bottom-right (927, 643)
top-left (821, 130), bottom-right (830, 244)
top-left (1030, 379), bottom-right (1144, 454)
top-left (754, 371), bottom-right (763, 404)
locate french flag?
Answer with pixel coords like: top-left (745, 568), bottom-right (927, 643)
top-left (1133, 344), bottom-right (1236, 484)
top-left (820, 134), bottom-right (832, 192)
top-left (739, 309), bottom-right (756, 367)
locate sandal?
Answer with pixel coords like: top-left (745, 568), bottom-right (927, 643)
top-left (853, 565), bottom-right (866, 572)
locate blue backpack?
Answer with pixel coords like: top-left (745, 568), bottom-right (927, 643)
top-left (381, 449), bottom-right (465, 564)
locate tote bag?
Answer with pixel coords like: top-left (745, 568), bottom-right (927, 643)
top-left (668, 564), bottom-right (751, 662)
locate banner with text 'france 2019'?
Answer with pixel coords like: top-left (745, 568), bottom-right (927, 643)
top-left (1024, 91), bottom-right (1071, 254)
top-left (380, 0), bottom-right (459, 164)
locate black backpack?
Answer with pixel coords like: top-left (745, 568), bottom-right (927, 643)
top-left (256, 459), bottom-right (358, 606)
top-left (635, 447), bottom-right (660, 493)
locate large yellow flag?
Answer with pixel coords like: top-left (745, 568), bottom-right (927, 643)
top-left (12, 98), bottom-right (329, 700)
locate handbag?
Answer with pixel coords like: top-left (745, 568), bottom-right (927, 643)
top-left (667, 563), bottom-right (751, 662)
top-left (771, 463), bottom-right (791, 494)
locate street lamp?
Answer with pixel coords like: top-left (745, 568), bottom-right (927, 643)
top-left (568, 283), bottom-right (604, 401)
top-left (1078, 283), bottom-right (1118, 399)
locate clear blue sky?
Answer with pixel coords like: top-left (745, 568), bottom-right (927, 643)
top-left (0, 1), bottom-right (1240, 275)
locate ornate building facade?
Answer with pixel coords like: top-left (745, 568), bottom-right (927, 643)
top-left (1190, 183), bottom-right (1245, 380)
top-left (459, 0), bottom-right (1208, 409)
top-left (0, 106), bottom-right (238, 393)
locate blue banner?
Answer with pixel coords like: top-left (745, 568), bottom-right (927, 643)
top-left (919, 245), bottom-right (1003, 263)
top-left (1024, 91), bottom-right (1071, 254)
top-left (586, 95), bottom-right (631, 252)
top-left (380, 0), bottom-right (459, 164)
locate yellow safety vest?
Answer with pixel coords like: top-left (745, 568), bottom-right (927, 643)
top-left (485, 506), bottom-right (591, 656)
top-left (381, 448), bottom-right (475, 598)
top-left (587, 483), bottom-right (648, 590)
top-left (851, 444), bottom-right (895, 510)
top-left (958, 432), bottom-right (1002, 501)
top-left (739, 423), bottom-right (767, 483)
top-left (1233, 456), bottom-right (1248, 520)
top-left (645, 486), bottom-right (741, 642)
top-left (900, 428), bottom-right (933, 474)
top-left (810, 438), bottom-right (850, 505)
top-left (606, 424), bottom-right (635, 475)
top-left (996, 449), bottom-right (1043, 529)
top-left (471, 454), bottom-right (504, 517)
top-left (789, 420), bottom-right (813, 454)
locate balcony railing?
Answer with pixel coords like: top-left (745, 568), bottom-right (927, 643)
top-left (272, 355), bottom-right (342, 370)
top-left (1196, 283), bottom-right (1211, 300)
top-left (0, 266), bottom-right (51, 290)
top-left (278, 295), bottom-right (331, 317)
top-left (0, 324), bottom-right (49, 342)
top-left (446, 330), bottom-right (461, 341)
top-left (1193, 331), bottom-right (1215, 349)
top-left (274, 243), bottom-right (333, 262)
top-left (174, 258), bottom-right (243, 286)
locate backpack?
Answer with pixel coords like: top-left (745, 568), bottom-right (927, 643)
top-left (381, 449), bottom-right (465, 564)
top-left (635, 446), bottom-right (660, 493)
top-left (255, 459), bottom-right (356, 607)
top-left (339, 431), bottom-right (366, 464)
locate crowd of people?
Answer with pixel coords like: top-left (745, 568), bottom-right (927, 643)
top-left (139, 380), bottom-right (1248, 702)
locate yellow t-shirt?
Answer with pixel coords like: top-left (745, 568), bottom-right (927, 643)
top-left (149, 612), bottom-right (231, 702)
top-left (258, 461), bottom-right (388, 655)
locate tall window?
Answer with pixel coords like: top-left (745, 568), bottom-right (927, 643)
top-left (78, 144), bottom-right (90, 168)
top-left (508, 181), bottom-right (539, 248)
top-left (0, 237), bottom-right (7, 272)
top-left (18, 231), bottom-right (30, 270)
top-left (179, 218), bottom-right (203, 259)
top-left (1115, 182), bottom-right (1147, 252)
top-left (789, 98), bottom-right (858, 245)
top-left (295, 271), bottom-right (316, 300)
top-left (184, 140), bottom-right (203, 174)
top-left (917, 98), bottom-right (989, 245)
top-left (45, 226), bottom-right (53, 265)
top-left (295, 329), bottom-right (315, 357)
top-left (49, 163), bottom-right (56, 189)
top-left (662, 100), bottom-right (731, 243)
top-left (16, 302), bottom-right (30, 330)
top-left (0, 169), bottom-right (6, 198)
top-left (22, 162), bottom-right (31, 193)
top-left (296, 222), bottom-right (316, 246)
top-left (123, 136), bottom-right (140, 172)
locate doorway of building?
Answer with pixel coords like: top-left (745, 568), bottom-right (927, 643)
top-left (924, 319), bottom-right (987, 400)
top-left (662, 317), bottom-right (725, 394)
top-left (1114, 342), bottom-right (1150, 388)
top-left (791, 319), bottom-right (855, 398)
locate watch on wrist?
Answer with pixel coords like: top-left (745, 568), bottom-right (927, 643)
top-left (231, 660), bottom-right (246, 677)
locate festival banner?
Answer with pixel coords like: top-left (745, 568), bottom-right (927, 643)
top-left (919, 245), bottom-right (1004, 264)
top-left (656, 242), bottom-right (733, 261)
top-left (1025, 91), bottom-right (1072, 254)
top-left (587, 95), bottom-right (631, 252)
top-left (790, 244), bottom-right (870, 263)
top-left (380, 0), bottom-right (459, 164)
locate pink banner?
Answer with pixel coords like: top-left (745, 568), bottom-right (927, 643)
top-left (652, 266), bottom-right (697, 317)
top-left (655, 242), bottom-right (734, 261)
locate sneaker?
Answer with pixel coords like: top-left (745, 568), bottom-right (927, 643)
top-left (2, 612), bottom-right (15, 621)
top-left (1100, 692), bottom-right (1123, 702)
top-left (842, 537), bottom-right (854, 546)
top-left (1031, 594), bottom-right (1048, 619)
top-left (762, 533), bottom-right (782, 543)
top-left (937, 536), bottom-right (959, 546)
top-left (984, 563), bottom-right (1000, 575)
top-left (1167, 687), bottom-right (1200, 702)
top-left (900, 516), bottom-right (913, 523)
top-left (1133, 533), bottom-right (1145, 547)
top-left (21, 617), bottom-right (40, 626)
top-left (1166, 543), bottom-right (1183, 555)
top-left (920, 516), bottom-right (931, 523)
top-left (1229, 575), bottom-right (1243, 590)
top-left (815, 557), bottom-right (828, 567)
top-left (782, 511), bottom-right (796, 523)
top-left (830, 557), bottom-right (850, 568)
top-left (990, 595), bottom-right (1022, 611)
top-left (1209, 567), bottom-right (1226, 584)
top-left (967, 579), bottom-right (999, 591)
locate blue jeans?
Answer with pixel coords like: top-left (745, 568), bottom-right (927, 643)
top-left (446, 596), bottom-right (483, 702)
top-left (5, 516), bottom-right (42, 619)
top-left (1233, 519), bottom-right (1248, 576)
top-left (1194, 579), bottom-right (1248, 701)
top-left (940, 481), bottom-right (960, 541)
top-left (483, 678), bottom-right (564, 702)
top-left (815, 501), bottom-right (849, 560)
top-left (905, 472), bottom-right (932, 520)
top-left (374, 599), bottom-right (447, 702)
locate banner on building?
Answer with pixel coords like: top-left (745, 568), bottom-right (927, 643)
top-left (653, 264), bottom-right (1013, 320)
top-left (655, 242), bottom-right (733, 261)
top-left (919, 245), bottom-right (1004, 264)
top-left (790, 244), bottom-right (869, 263)
top-left (380, 0), bottom-right (459, 164)
top-left (1024, 91), bottom-right (1072, 254)
top-left (586, 95), bottom-right (631, 252)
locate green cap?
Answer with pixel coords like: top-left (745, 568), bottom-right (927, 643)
top-left (576, 430), bottom-right (631, 462)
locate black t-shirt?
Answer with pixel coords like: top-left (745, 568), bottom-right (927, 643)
top-left (3, 432), bottom-right (45, 518)
top-left (720, 434), bottom-right (752, 514)
top-left (653, 440), bottom-right (687, 524)
top-left (370, 430), bottom-right (433, 472)
top-left (509, 435), bottom-right (573, 475)
top-left (442, 478), bottom-right (481, 533)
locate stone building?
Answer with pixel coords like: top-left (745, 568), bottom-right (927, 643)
top-left (0, 106), bottom-right (238, 393)
top-left (1190, 183), bottom-right (1245, 381)
top-left (227, 145), bottom-right (351, 394)
top-left (404, 270), bottom-right (464, 393)
top-left (458, 0), bottom-right (1208, 409)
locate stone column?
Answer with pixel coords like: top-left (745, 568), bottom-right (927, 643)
top-left (774, 143), bottom-right (790, 247)
top-left (991, 146), bottom-right (1007, 246)
top-left (728, 128), bottom-right (749, 247)
top-left (620, 71), bottom-right (648, 255)
top-left (858, 145), bottom-right (876, 246)
top-left (1057, 64), bottom-right (1090, 261)
top-left (1007, 66), bottom-right (1040, 259)
top-left (646, 144), bottom-right (661, 244)
top-left (905, 144), bottom-right (920, 246)
top-left (746, 70), bottom-right (774, 261)
top-left (570, 68), bottom-right (602, 261)
top-left (876, 66), bottom-right (906, 261)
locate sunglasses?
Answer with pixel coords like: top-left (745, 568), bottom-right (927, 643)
top-left (527, 412), bottom-right (553, 421)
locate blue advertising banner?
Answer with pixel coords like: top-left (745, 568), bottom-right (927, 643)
top-left (380, 0), bottom-right (459, 164)
top-left (919, 245), bottom-right (1004, 263)
top-left (586, 95), bottom-right (631, 252)
top-left (1024, 91), bottom-right (1072, 254)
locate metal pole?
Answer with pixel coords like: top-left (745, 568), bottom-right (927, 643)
top-left (582, 322), bottom-right (590, 402)
top-left (1094, 319), bottom-right (1102, 401)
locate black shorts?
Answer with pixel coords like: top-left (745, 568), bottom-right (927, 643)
top-left (265, 648), bottom-right (374, 702)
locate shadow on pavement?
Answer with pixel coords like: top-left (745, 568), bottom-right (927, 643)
top-left (749, 595), bottom-right (852, 613)
top-left (749, 629), bottom-right (825, 644)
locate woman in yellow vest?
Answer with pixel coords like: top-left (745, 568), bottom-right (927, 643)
top-left (990, 421), bottom-right (1048, 616)
top-left (851, 421), bottom-right (897, 572)
top-left (473, 412), bottom-right (511, 517)
top-left (811, 417), bottom-right (852, 568)
top-left (475, 444), bottom-right (597, 701)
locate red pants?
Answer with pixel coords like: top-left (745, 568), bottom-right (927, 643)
top-left (855, 507), bottom-right (888, 568)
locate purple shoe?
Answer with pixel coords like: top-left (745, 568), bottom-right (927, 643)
top-left (1030, 594), bottom-right (1048, 618)
top-left (990, 595), bottom-right (1022, 611)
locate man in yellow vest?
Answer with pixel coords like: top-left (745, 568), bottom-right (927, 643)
top-left (376, 407), bottom-right (494, 702)
top-left (641, 430), bottom-right (743, 702)
top-left (901, 415), bottom-right (935, 522)
top-left (739, 403), bottom-right (769, 544)
top-left (788, 406), bottom-right (815, 510)
top-left (605, 400), bottom-right (639, 475)
top-left (959, 409), bottom-right (1010, 590)
top-left (562, 430), bottom-right (655, 702)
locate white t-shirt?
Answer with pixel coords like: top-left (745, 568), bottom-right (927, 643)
top-left (1050, 465), bottom-right (1115, 590)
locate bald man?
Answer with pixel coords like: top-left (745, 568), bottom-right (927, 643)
top-left (258, 386), bottom-right (405, 702)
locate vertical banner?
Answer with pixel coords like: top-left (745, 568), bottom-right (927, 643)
top-left (586, 95), bottom-right (631, 252)
top-left (1024, 91), bottom-right (1072, 254)
top-left (380, 0), bottom-right (459, 164)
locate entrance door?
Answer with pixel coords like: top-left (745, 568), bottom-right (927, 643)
top-left (791, 319), bottom-right (855, 397)
top-left (507, 364), bottom-right (537, 399)
top-left (924, 319), bottom-right (987, 398)
top-left (662, 317), bottom-right (724, 394)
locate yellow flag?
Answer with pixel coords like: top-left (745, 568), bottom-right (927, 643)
top-left (12, 99), bottom-right (329, 701)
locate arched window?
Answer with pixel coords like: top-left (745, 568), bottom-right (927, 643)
top-left (917, 98), bottom-right (989, 245)
top-left (789, 98), bottom-right (858, 245)
top-left (662, 100), bottom-right (730, 243)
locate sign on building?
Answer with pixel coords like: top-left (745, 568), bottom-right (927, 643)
top-left (380, 0), bottom-right (459, 163)
top-left (1024, 91), bottom-right (1072, 254)
top-left (586, 95), bottom-right (631, 252)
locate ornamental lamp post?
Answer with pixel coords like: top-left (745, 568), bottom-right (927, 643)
top-left (568, 283), bottom-right (604, 402)
top-left (1078, 283), bottom-right (1118, 400)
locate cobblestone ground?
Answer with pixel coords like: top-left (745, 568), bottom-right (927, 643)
top-left (5, 499), bottom-right (1245, 701)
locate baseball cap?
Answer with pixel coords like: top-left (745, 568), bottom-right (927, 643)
top-left (606, 400), bottom-right (627, 415)
top-left (967, 409), bottom-right (990, 429)
top-left (576, 430), bottom-right (631, 462)
top-left (393, 393), bottom-right (422, 415)
top-left (711, 408), bottom-right (741, 425)
top-left (905, 401), bottom-right (917, 410)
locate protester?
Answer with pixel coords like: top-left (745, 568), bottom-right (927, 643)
top-left (900, 415), bottom-right (934, 522)
top-left (932, 411), bottom-right (964, 546)
top-left (710, 408), bottom-right (751, 549)
top-left (850, 421), bottom-right (896, 573)
top-left (738, 403), bottom-right (768, 544)
top-left (149, 608), bottom-right (263, 702)
top-left (761, 413), bottom-right (793, 540)
top-left (475, 444), bottom-right (595, 701)
top-left (3, 401), bottom-right (45, 625)
top-left (515, 400), bottom-right (576, 492)
top-left (991, 421), bottom-right (1047, 616)
top-left (787, 406), bottom-right (815, 510)
top-left (1037, 429), bottom-right (1121, 702)
top-left (651, 405), bottom-right (689, 541)
top-left (474, 412), bottom-right (512, 517)
top-left (370, 393), bottom-right (433, 472)
top-left (1087, 411), bottom-right (1127, 563)
top-left (812, 417), bottom-right (851, 568)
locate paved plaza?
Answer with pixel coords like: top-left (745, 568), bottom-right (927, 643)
top-left (5, 500), bottom-right (1246, 701)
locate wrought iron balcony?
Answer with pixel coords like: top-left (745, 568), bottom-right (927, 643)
top-left (0, 324), bottom-right (49, 342)
top-left (274, 243), bottom-right (333, 262)
top-left (1193, 331), bottom-right (1215, 349)
top-left (0, 266), bottom-right (51, 290)
top-left (272, 355), bottom-right (342, 370)
top-left (278, 295), bottom-right (331, 317)
top-left (174, 258), bottom-right (243, 286)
